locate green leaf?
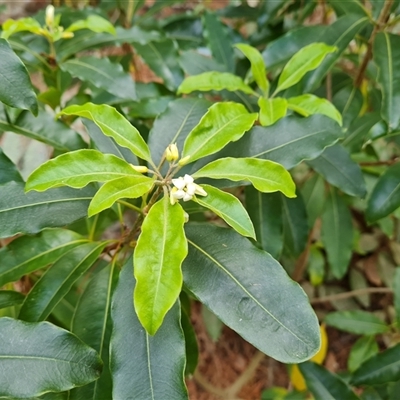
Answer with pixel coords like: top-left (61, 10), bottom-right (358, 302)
top-left (59, 103), bottom-right (152, 162)
top-left (301, 173), bottom-right (326, 227)
top-left (134, 197), bottom-right (188, 335)
top-left (0, 182), bottom-right (95, 238)
top-left (179, 50), bottom-right (227, 75)
top-left (0, 38), bottom-right (37, 115)
top-left (366, 163), bottom-right (400, 222)
top-left (26, 149), bottom-right (140, 192)
top-left (19, 242), bottom-right (107, 322)
top-left (328, 0), bottom-right (369, 17)
top-left (275, 43), bottom-right (337, 93)
top-left (110, 261), bottom-right (188, 399)
top-left (235, 43), bottom-right (269, 94)
top-left (348, 336), bottom-right (379, 373)
top-left (1, 17), bottom-right (42, 39)
top-left (182, 102), bottom-right (257, 163)
top-left (134, 39), bottom-right (183, 91)
top-left (0, 148), bottom-right (23, 184)
top-left (148, 98), bottom-right (211, 167)
top-left (0, 108), bottom-right (86, 152)
top-left (0, 290), bottom-right (24, 309)
top-left (88, 176), bottom-right (155, 217)
top-left (394, 268), bottom-right (400, 328)
top-left (193, 184), bottom-right (255, 239)
top-left (287, 94), bottom-right (342, 126)
top-left (373, 33), bottom-right (400, 131)
top-left (299, 362), bottom-right (360, 400)
top-left (177, 71), bottom-right (255, 95)
top-left (0, 317), bottom-right (102, 398)
top-left (0, 228), bottom-right (87, 286)
top-left (304, 15), bottom-right (369, 92)
top-left (60, 56), bottom-right (136, 101)
top-left (321, 188), bottom-right (353, 279)
top-left (202, 11), bottom-right (234, 72)
top-left (69, 262), bottom-right (118, 400)
top-left (308, 144), bottom-right (367, 198)
top-left (258, 97), bottom-right (287, 126)
top-left (325, 310), bottom-right (389, 335)
top-left (351, 344), bottom-right (400, 386)
top-left (183, 223), bottom-right (320, 363)
top-left (245, 189), bottom-right (283, 259)
top-left (219, 115), bottom-right (342, 170)
top-left (193, 157), bottom-right (296, 198)
top-left (307, 246), bottom-right (325, 286)
top-left (66, 15), bottom-right (116, 35)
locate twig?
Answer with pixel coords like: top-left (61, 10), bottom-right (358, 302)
top-left (193, 369), bottom-right (230, 399)
top-left (311, 287), bottom-right (392, 304)
top-left (292, 223), bottom-right (316, 282)
top-left (360, 158), bottom-right (399, 166)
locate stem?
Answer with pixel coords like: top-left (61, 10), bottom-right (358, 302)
top-left (311, 287), bottom-right (392, 304)
top-left (360, 158), bottom-right (399, 166)
top-left (117, 200), bottom-right (143, 214)
top-left (88, 214), bottom-right (99, 241)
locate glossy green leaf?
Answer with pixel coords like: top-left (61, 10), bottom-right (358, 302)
top-left (333, 86), bottom-right (363, 129)
top-left (0, 290), bottom-right (24, 309)
top-left (0, 38), bottom-right (37, 115)
top-left (308, 144), bottom-right (367, 198)
top-left (148, 98), bottom-right (211, 167)
top-left (0, 148), bottom-right (23, 184)
top-left (325, 310), bottom-right (389, 335)
top-left (0, 182), bottom-right (95, 238)
top-left (394, 268), bottom-right (400, 327)
top-left (110, 261), bottom-right (188, 399)
top-left (366, 163), bottom-right (400, 222)
top-left (183, 223), bottom-right (320, 363)
top-left (177, 71), bottom-right (255, 95)
top-left (182, 102), bottom-right (257, 163)
top-left (26, 149), bottom-right (139, 192)
top-left (304, 15), bottom-right (369, 92)
top-left (59, 103), bottom-right (152, 162)
top-left (193, 184), bottom-right (255, 239)
top-left (321, 188), bottom-right (353, 279)
top-left (0, 229), bottom-right (87, 286)
top-left (275, 43), bottom-right (336, 93)
top-left (351, 344), bottom-right (400, 386)
top-left (60, 56), bottom-right (136, 101)
top-left (348, 336), bottom-right (379, 373)
top-left (66, 15), bottom-right (116, 35)
top-left (328, 0), bottom-right (369, 17)
top-left (301, 173), bottom-right (325, 227)
top-left (69, 263), bottom-right (118, 400)
top-left (373, 33), bottom-right (400, 131)
top-left (235, 43), bottom-right (269, 93)
top-left (245, 188), bottom-right (283, 259)
top-left (134, 39), bottom-right (183, 91)
top-left (0, 108), bottom-right (86, 152)
top-left (0, 317), bottom-right (102, 398)
top-left (287, 94), bottom-right (342, 126)
top-left (299, 362), bottom-right (360, 400)
top-left (258, 97), bottom-right (287, 126)
top-left (179, 50), bottom-right (226, 75)
top-left (218, 115), bottom-right (342, 170)
top-left (134, 197), bottom-right (188, 335)
top-left (88, 176), bottom-right (154, 217)
top-left (193, 158), bottom-right (296, 198)
top-left (19, 242), bottom-right (107, 322)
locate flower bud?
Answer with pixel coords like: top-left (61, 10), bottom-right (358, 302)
top-left (165, 143), bottom-right (179, 162)
top-left (61, 32), bottom-right (74, 39)
top-left (130, 165), bottom-right (148, 173)
top-left (178, 155), bottom-right (190, 166)
top-left (183, 212), bottom-right (189, 223)
top-left (45, 5), bottom-right (55, 28)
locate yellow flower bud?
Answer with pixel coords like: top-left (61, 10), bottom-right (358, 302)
top-left (178, 155), bottom-right (191, 166)
top-left (45, 5), bottom-right (55, 28)
top-left (61, 32), bottom-right (74, 39)
top-left (130, 164), bottom-right (148, 173)
top-left (165, 143), bottom-right (179, 162)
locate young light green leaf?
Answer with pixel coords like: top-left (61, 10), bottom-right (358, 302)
top-left (134, 197), bottom-right (188, 335)
top-left (88, 176), bottom-right (155, 217)
top-left (193, 157), bottom-right (296, 198)
top-left (275, 43), bottom-right (337, 94)
top-left (182, 102), bottom-right (257, 163)
top-left (287, 94), bottom-right (342, 126)
top-left (325, 310), bottom-right (389, 335)
top-left (348, 336), bottom-right (379, 373)
top-left (193, 184), bottom-right (256, 239)
top-left (1, 18), bottom-right (42, 39)
top-left (177, 71), bottom-right (255, 95)
top-left (66, 15), bottom-right (116, 35)
top-left (235, 43), bottom-right (269, 94)
top-left (0, 318), bottom-right (102, 398)
top-left (26, 149), bottom-right (140, 192)
top-left (258, 97), bottom-right (287, 126)
top-left (0, 38), bottom-right (38, 115)
top-left (59, 103), bottom-right (152, 162)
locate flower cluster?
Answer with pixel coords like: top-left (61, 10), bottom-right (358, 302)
top-left (170, 174), bottom-right (207, 205)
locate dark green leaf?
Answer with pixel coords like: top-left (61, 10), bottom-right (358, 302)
top-left (19, 242), bottom-right (107, 322)
top-left (0, 38), bottom-right (37, 115)
top-left (348, 336), bottom-right (379, 373)
top-left (0, 148), bottom-right (23, 184)
top-left (0, 317), bottom-right (102, 398)
top-left (180, 297), bottom-right (198, 376)
top-left (301, 174), bottom-right (325, 227)
top-left (394, 268), bottom-right (400, 327)
top-left (0, 290), bottom-right (24, 309)
top-left (183, 223), bottom-right (320, 363)
top-left (328, 0), bottom-right (369, 17)
top-left (0, 182), bottom-right (95, 238)
top-left (110, 261), bottom-right (188, 399)
top-left (179, 50), bottom-right (226, 75)
top-left (333, 86), bottom-right (363, 129)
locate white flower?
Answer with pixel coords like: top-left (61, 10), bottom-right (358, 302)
top-left (46, 5), bottom-right (55, 28)
top-left (170, 174), bottom-right (207, 204)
